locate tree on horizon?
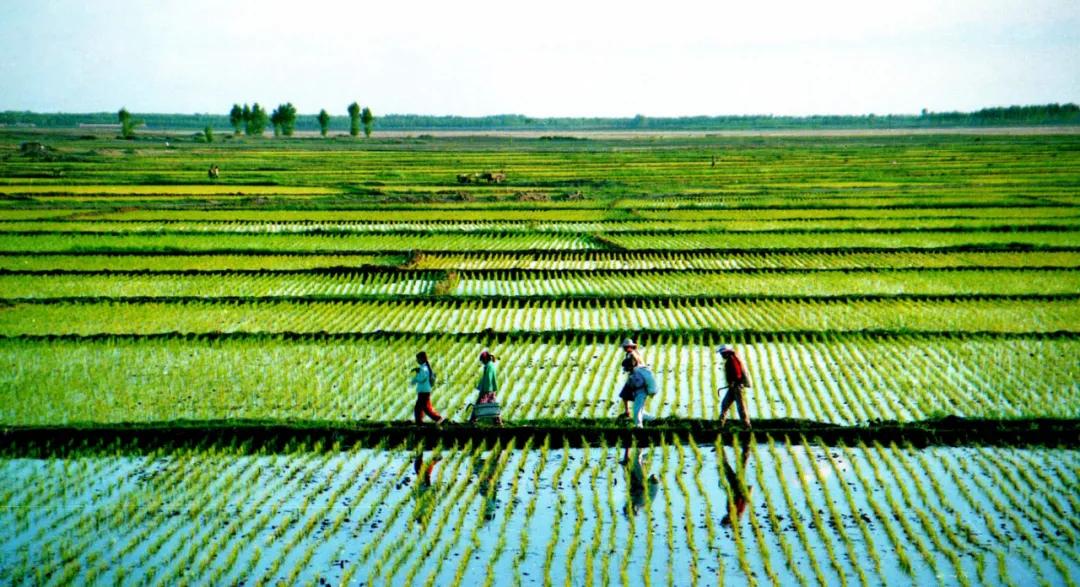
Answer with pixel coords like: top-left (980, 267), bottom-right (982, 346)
top-left (347, 102), bottom-right (361, 137)
top-left (317, 109), bottom-right (331, 137)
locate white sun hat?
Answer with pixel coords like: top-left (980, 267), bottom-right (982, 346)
top-left (717, 344), bottom-right (734, 354)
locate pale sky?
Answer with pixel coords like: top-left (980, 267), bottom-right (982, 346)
top-left (1, 0), bottom-right (1078, 117)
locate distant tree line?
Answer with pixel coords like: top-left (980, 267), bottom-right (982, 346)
top-left (3, 103), bottom-right (1076, 133)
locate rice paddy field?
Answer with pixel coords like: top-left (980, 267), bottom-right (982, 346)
top-left (0, 130), bottom-right (1078, 585)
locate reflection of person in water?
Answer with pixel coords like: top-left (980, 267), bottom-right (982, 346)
top-left (622, 446), bottom-right (660, 516)
top-left (412, 452), bottom-right (441, 526)
top-left (473, 454), bottom-right (499, 523)
top-left (720, 443), bottom-right (753, 527)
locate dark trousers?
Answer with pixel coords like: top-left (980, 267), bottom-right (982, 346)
top-left (414, 393), bottom-right (441, 423)
top-left (720, 384), bottom-right (749, 423)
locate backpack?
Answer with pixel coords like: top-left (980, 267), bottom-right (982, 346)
top-left (637, 366), bottom-right (658, 396)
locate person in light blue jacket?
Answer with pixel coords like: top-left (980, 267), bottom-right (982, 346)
top-left (412, 351), bottom-right (445, 424)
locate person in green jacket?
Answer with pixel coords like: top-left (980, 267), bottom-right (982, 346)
top-left (469, 349), bottom-right (500, 424)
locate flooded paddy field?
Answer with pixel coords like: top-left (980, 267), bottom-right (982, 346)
top-left (1, 435), bottom-right (1076, 586)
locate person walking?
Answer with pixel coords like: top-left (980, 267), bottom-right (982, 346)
top-left (469, 349), bottom-right (502, 424)
top-left (717, 344), bottom-right (752, 429)
top-left (412, 351), bottom-right (445, 425)
top-left (620, 357), bottom-right (657, 428)
top-left (619, 338), bottom-right (645, 419)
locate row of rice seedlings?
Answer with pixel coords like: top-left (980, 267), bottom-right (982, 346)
top-left (13, 215), bottom-right (1078, 234)
top-left (67, 442), bottom-right (207, 582)
top-left (764, 435), bottom-right (833, 584)
top-left (448, 269), bottom-right (1080, 298)
top-left (405, 250), bottom-right (1080, 272)
top-left (96, 209), bottom-right (615, 223)
top-left (420, 440), bottom-right (503, 587)
top-left (909, 445), bottom-right (994, 583)
top-left (65, 205), bottom-right (1080, 224)
top-left (558, 437), bottom-right (592, 587)
top-left (602, 229), bottom-right (1080, 251)
top-left (806, 343), bottom-right (866, 423)
top-left (478, 435), bottom-right (535, 587)
top-left (6, 296), bottom-right (1076, 339)
top-left (229, 441), bottom-right (334, 583)
top-left (749, 435), bottom-right (810, 586)
top-left (6, 333), bottom-right (1080, 427)
top-left (642, 441), bottom-right (658, 587)
top-left (189, 450), bottom-right (275, 584)
top-left (3, 441), bottom-right (136, 581)
top-left (390, 439), bottom-right (478, 586)
top-left (0, 231), bottom-right (599, 254)
top-left (969, 448), bottom-right (1080, 579)
top-left (277, 440), bottom-right (377, 585)
top-left (853, 439), bottom-right (942, 579)
top-left (223, 443), bottom-right (337, 586)
top-left (0, 220), bottom-right (615, 233)
top-left (4, 439), bottom-right (1077, 584)
top-left (541, 439), bottom-right (575, 586)
top-left (671, 434), bottom-right (702, 586)
top-left (892, 442), bottom-right (985, 584)
top-left (447, 437), bottom-right (521, 587)
top-left (686, 436), bottom-right (724, 582)
top-left (655, 434), bottom-right (676, 586)
top-left (876, 442), bottom-right (972, 582)
top-left (581, 436), bottom-right (608, 586)
top-left (133, 441), bottom-right (260, 583)
top-left (372, 440), bottom-right (454, 583)
top-left (732, 438), bottom-right (780, 586)
top-left (782, 436), bottom-right (853, 585)
top-left (510, 435), bottom-right (552, 586)
top-left (1010, 449), bottom-right (1080, 543)
top-left (721, 435), bottom-right (756, 585)
top-left (814, 439), bottom-right (884, 578)
top-left (0, 253), bottom-right (405, 272)
top-left (79, 445), bottom-right (166, 583)
top-left (941, 448), bottom-right (1066, 585)
top-left (336, 440), bottom-right (424, 584)
top-left (935, 449), bottom-right (1020, 585)
top-left (336, 448), bottom-right (423, 582)
top-left (5, 442), bottom-right (100, 550)
top-left (822, 334), bottom-right (911, 421)
top-left (0, 271), bottom-right (437, 300)
top-left (775, 342), bottom-right (829, 422)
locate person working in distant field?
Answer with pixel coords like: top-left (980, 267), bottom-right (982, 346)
top-left (717, 345), bottom-right (752, 429)
top-left (412, 351), bottom-right (445, 425)
top-left (469, 349), bottom-right (502, 424)
top-left (619, 338), bottom-right (646, 419)
top-left (620, 357), bottom-right (657, 428)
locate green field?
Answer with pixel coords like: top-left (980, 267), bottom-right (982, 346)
top-left (0, 130), bottom-right (1077, 585)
